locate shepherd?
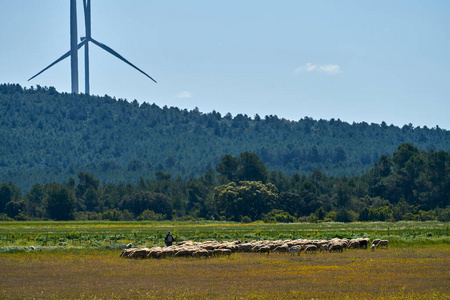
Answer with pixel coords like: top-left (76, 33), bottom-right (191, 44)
top-left (165, 231), bottom-right (174, 247)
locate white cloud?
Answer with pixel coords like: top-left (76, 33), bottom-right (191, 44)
top-left (305, 63), bottom-right (317, 72)
top-left (176, 91), bottom-right (192, 98)
top-left (319, 64), bottom-right (340, 74)
top-left (294, 63), bottom-right (340, 75)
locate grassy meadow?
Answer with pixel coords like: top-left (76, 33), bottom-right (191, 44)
top-left (1, 220), bottom-right (449, 250)
top-left (0, 221), bottom-right (449, 299)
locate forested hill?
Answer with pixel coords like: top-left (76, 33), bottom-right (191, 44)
top-left (1, 83), bottom-right (449, 191)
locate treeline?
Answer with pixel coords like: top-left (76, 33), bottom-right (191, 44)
top-left (0, 143), bottom-right (448, 222)
top-left (1, 83), bottom-right (449, 191)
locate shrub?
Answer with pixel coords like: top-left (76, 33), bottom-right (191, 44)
top-left (437, 207), bottom-right (450, 222)
top-left (335, 209), bottom-right (354, 222)
top-left (136, 209), bottom-right (165, 221)
top-left (403, 213), bottom-right (418, 221)
top-left (306, 213), bottom-right (318, 223)
top-left (241, 216), bottom-right (252, 223)
top-left (74, 211), bottom-right (102, 221)
top-left (14, 212), bottom-right (30, 221)
top-left (418, 210), bottom-right (436, 221)
top-left (0, 213), bottom-right (13, 221)
top-left (102, 209), bottom-right (125, 221)
top-left (325, 211), bottom-right (337, 221)
top-left (262, 209), bottom-right (296, 223)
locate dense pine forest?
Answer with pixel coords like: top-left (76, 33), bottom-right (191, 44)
top-left (0, 83), bottom-right (449, 222)
top-left (1, 84), bottom-right (448, 191)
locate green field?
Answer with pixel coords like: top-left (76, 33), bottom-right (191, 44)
top-left (1, 221), bottom-right (449, 251)
top-left (1, 221), bottom-right (449, 299)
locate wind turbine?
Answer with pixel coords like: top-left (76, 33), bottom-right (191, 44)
top-left (28, 0), bottom-right (157, 94)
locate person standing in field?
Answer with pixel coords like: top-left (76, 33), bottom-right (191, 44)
top-left (165, 231), bottom-right (174, 247)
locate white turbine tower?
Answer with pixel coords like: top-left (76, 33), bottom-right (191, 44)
top-left (70, 0), bottom-right (79, 93)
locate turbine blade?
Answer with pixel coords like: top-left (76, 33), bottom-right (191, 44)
top-left (83, 0), bottom-right (90, 37)
top-left (28, 40), bottom-right (86, 81)
top-left (83, 0), bottom-right (88, 29)
top-left (90, 38), bottom-right (157, 83)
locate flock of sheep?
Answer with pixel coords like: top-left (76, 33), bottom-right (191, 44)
top-left (120, 238), bottom-right (389, 259)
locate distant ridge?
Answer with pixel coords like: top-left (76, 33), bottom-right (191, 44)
top-left (1, 84), bottom-right (449, 191)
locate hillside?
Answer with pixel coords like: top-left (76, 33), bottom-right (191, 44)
top-left (1, 83), bottom-right (449, 191)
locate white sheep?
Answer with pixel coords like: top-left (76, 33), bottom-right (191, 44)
top-left (289, 246), bottom-right (302, 256)
top-left (377, 240), bottom-right (389, 249)
top-left (273, 244), bottom-right (289, 253)
top-left (328, 244), bottom-right (343, 253)
top-left (304, 245), bottom-right (317, 254)
top-left (257, 246), bottom-right (271, 255)
top-left (319, 244), bottom-right (329, 252)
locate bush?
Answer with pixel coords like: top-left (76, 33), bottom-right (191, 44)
top-left (175, 215), bottom-right (196, 221)
top-left (74, 211), bottom-right (102, 221)
top-left (262, 209), bottom-right (296, 223)
top-left (0, 213), bottom-right (13, 221)
top-left (437, 207), bottom-right (450, 222)
top-left (102, 209), bottom-right (125, 221)
top-left (14, 212), bottom-right (30, 221)
top-left (306, 213), bottom-right (318, 223)
top-left (325, 211), bottom-right (337, 221)
top-left (418, 210), bottom-right (436, 221)
top-left (174, 215), bottom-right (207, 222)
top-left (136, 209), bottom-right (165, 221)
top-left (241, 216), bottom-right (252, 223)
top-left (335, 209), bottom-right (354, 222)
top-left (403, 213), bottom-right (418, 221)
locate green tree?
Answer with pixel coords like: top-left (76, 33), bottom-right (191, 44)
top-left (298, 180), bottom-right (319, 215)
top-left (76, 172), bottom-right (100, 199)
top-left (333, 146), bottom-right (347, 163)
top-left (5, 200), bottom-right (26, 219)
top-left (335, 182), bottom-right (352, 207)
top-left (276, 192), bottom-right (305, 217)
top-left (315, 207), bottom-right (326, 220)
top-left (335, 208), bottom-right (354, 222)
top-left (416, 150), bottom-right (449, 209)
top-left (120, 191), bottom-right (172, 219)
top-left (83, 187), bottom-right (100, 212)
top-left (74, 172), bottom-right (101, 212)
top-left (237, 152), bottom-right (268, 183)
top-left (393, 143), bottom-right (420, 169)
top-left (0, 182), bottom-right (21, 214)
top-left (0, 184), bottom-right (12, 214)
top-left (187, 179), bottom-right (209, 218)
top-left (26, 183), bottom-right (45, 217)
top-left (213, 181), bottom-right (278, 221)
top-left (358, 207), bottom-right (370, 221)
top-left (44, 183), bottom-right (76, 220)
top-left (216, 154), bottom-right (239, 183)
top-left (368, 206), bottom-right (393, 221)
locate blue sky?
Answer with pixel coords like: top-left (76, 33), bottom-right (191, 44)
top-left (1, 0), bottom-right (449, 129)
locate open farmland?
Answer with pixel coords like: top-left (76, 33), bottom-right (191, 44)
top-left (0, 221), bottom-right (449, 299)
top-left (0, 245), bottom-right (449, 299)
top-left (1, 221), bottom-right (449, 250)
